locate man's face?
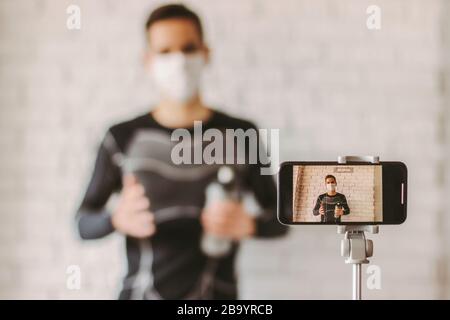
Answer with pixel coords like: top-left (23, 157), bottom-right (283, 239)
top-left (325, 177), bottom-right (337, 192)
top-left (145, 18), bottom-right (208, 65)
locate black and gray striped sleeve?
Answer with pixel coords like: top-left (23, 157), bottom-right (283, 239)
top-left (76, 131), bottom-right (122, 240)
top-left (242, 122), bottom-right (289, 238)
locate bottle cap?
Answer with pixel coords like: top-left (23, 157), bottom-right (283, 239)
top-left (217, 166), bottom-right (234, 184)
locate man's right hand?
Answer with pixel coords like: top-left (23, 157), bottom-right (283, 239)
top-left (111, 174), bottom-right (156, 239)
top-left (319, 204), bottom-right (325, 215)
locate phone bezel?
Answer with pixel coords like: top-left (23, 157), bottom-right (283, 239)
top-left (277, 161), bottom-right (407, 225)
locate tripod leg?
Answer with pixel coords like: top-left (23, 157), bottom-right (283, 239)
top-left (353, 264), bottom-right (362, 300)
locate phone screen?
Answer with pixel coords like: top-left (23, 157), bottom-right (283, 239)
top-left (278, 162), bottom-right (407, 225)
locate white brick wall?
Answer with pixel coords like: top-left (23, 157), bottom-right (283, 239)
top-left (0, 0), bottom-right (448, 299)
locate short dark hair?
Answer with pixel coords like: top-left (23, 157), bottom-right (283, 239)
top-left (145, 4), bottom-right (203, 41)
top-left (325, 175), bottom-right (337, 183)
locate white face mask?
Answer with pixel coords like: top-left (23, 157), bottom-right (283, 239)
top-left (326, 183), bottom-right (337, 192)
top-left (150, 52), bottom-right (205, 104)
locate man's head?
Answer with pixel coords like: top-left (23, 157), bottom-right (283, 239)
top-left (144, 4), bottom-right (209, 104)
top-left (325, 175), bottom-right (337, 193)
top-left (145, 4), bottom-right (206, 54)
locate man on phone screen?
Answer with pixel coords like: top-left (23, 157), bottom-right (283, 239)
top-left (313, 175), bottom-right (350, 223)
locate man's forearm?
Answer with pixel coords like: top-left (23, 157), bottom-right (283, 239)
top-left (343, 202), bottom-right (350, 215)
top-left (76, 208), bottom-right (115, 240)
top-left (312, 201), bottom-right (321, 216)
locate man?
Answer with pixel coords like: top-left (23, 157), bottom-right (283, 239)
top-left (76, 4), bottom-right (287, 300)
top-left (312, 175), bottom-right (350, 223)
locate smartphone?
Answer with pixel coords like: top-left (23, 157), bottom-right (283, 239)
top-left (278, 161), bottom-right (407, 225)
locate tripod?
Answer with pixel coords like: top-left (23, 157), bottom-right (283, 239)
top-left (337, 156), bottom-right (379, 300)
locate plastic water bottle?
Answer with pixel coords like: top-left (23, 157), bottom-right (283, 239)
top-left (201, 166), bottom-right (238, 258)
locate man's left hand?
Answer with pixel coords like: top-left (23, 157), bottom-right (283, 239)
top-left (334, 207), bottom-right (344, 217)
top-left (201, 201), bottom-right (256, 241)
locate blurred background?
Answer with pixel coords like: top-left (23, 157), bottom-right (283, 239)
top-left (0, 0), bottom-right (449, 299)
